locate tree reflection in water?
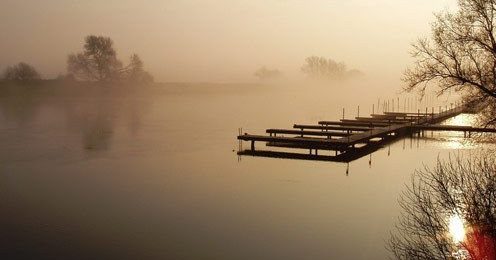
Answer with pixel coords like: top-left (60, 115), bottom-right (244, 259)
top-left (0, 82), bottom-right (152, 153)
top-left (388, 154), bottom-right (496, 259)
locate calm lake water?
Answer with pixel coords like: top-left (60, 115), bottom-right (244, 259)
top-left (0, 82), bottom-right (490, 259)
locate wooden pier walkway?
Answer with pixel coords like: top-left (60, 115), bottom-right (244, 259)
top-left (237, 104), bottom-right (494, 163)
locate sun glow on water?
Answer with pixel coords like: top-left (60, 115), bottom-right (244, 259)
top-left (449, 214), bottom-right (466, 244)
top-left (444, 114), bottom-right (476, 127)
top-left (436, 114), bottom-right (480, 150)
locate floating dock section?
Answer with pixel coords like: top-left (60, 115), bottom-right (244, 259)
top-left (237, 104), bottom-right (494, 163)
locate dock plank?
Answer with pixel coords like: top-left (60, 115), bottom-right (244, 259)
top-left (318, 120), bottom-right (389, 127)
top-left (236, 104), bottom-right (488, 163)
top-left (266, 129), bottom-right (350, 137)
top-left (293, 124), bottom-right (372, 132)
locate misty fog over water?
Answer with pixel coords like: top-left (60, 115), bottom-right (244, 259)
top-left (6, 0), bottom-right (493, 259)
top-left (0, 81), bottom-right (482, 259)
top-left (1, 0), bottom-right (456, 83)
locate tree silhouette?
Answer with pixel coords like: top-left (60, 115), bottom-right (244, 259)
top-left (388, 154), bottom-right (496, 260)
top-left (405, 0), bottom-right (496, 125)
top-left (67, 35), bottom-right (122, 81)
top-left (122, 54), bottom-right (154, 84)
top-left (301, 56), bottom-right (362, 80)
top-left (2, 62), bottom-right (41, 81)
top-left (67, 35), bottom-right (153, 83)
top-left (254, 66), bottom-right (282, 81)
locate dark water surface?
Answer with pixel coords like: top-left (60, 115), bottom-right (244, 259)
top-left (0, 82), bottom-right (488, 259)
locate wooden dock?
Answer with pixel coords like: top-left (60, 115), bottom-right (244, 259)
top-left (237, 104), bottom-right (494, 163)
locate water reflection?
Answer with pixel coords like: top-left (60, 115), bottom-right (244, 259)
top-left (449, 214), bottom-right (466, 244)
top-left (0, 83), bottom-right (153, 153)
top-left (2, 82), bottom-right (494, 259)
top-left (238, 134), bottom-right (401, 164)
top-left (80, 113), bottom-right (114, 151)
top-left (0, 86), bottom-right (42, 126)
top-left (443, 114), bottom-right (476, 127)
top-left (388, 154), bottom-right (496, 260)
top-left (443, 138), bottom-right (474, 150)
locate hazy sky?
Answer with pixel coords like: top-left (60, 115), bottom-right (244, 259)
top-left (0, 0), bottom-right (456, 82)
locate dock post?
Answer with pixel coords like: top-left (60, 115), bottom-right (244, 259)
top-left (342, 108), bottom-right (345, 120)
top-left (251, 141), bottom-right (255, 151)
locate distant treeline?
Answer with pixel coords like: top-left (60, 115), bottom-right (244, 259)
top-left (2, 38), bottom-right (363, 84)
top-left (255, 56), bottom-right (364, 81)
top-left (1, 35), bottom-right (153, 85)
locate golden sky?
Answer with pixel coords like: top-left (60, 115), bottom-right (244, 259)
top-left (0, 0), bottom-right (456, 82)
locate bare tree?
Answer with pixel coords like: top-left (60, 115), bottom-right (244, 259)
top-left (301, 56), bottom-right (362, 80)
top-left (67, 35), bottom-right (123, 81)
top-left (67, 36), bottom-right (154, 84)
top-left (405, 0), bottom-right (496, 125)
top-left (122, 54), bottom-right (154, 84)
top-left (388, 154), bottom-right (496, 260)
top-left (254, 66), bottom-right (282, 81)
top-left (2, 62), bottom-right (41, 81)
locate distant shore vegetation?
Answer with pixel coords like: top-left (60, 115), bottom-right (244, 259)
top-left (254, 66), bottom-right (283, 81)
top-left (67, 35), bottom-right (153, 84)
top-left (301, 56), bottom-right (364, 80)
top-left (1, 35), bottom-right (154, 86)
top-left (2, 62), bottom-right (41, 82)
